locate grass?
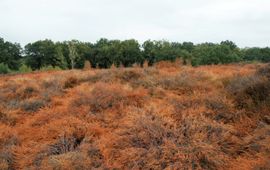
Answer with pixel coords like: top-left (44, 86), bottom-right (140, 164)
top-left (0, 62), bottom-right (269, 169)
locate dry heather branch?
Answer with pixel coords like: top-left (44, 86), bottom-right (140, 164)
top-left (48, 134), bottom-right (84, 155)
top-left (106, 110), bottom-right (237, 169)
top-left (0, 129), bottom-right (19, 170)
top-left (226, 73), bottom-right (270, 110)
top-left (1, 64), bottom-right (269, 169)
top-left (64, 76), bottom-right (79, 89)
top-left (72, 83), bottom-right (146, 114)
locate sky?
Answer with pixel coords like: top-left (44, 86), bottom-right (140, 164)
top-left (0, 0), bottom-right (270, 47)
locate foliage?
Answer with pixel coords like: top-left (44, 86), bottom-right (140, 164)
top-left (2, 37), bottom-right (270, 73)
top-left (192, 41), bottom-right (242, 66)
top-left (40, 65), bottom-right (62, 71)
top-left (0, 63), bottom-right (10, 74)
top-left (68, 40), bottom-right (79, 69)
top-left (0, 38), bottom-right (22, 70)
top-left (18, 64), bottom-right (32, 73)
top-left (243, 47), bottom-right (270, 62)
top-left (24, 39), bottom-right (66, 70)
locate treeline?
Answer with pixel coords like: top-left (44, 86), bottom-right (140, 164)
top-left (1, 37), bottom-right (270, 73)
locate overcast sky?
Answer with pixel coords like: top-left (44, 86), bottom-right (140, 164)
top-left (1, 0), bottom-right (270, 47)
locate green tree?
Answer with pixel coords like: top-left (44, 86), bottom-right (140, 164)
top-left (120, 39), bottom-right (142, 67)
top-left (243, 47), bottom-right (270, 62)
top-left (192, 42), bottom-right (241, 66)
top-left (0, 38), bottom-right (22, 70)
top-left (142, 40), bottom-right (156, 65)
top-left (68, 40), bottom-right (79, 69)
top-left (24, 39), bottom-right (67, 70)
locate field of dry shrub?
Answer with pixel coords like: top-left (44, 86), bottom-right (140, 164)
top-left (0, 62), bottom-right (270, 169)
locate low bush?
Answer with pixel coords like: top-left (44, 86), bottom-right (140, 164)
top-left (0, 112), bottom-right (16, 126)
top-left (0, 63), bottom-right (10, 74)
top-left (64, 77), bottom-right (79, 89)
top-left (19, 86), bottom-right (39, 100)
top-left (154, 61), bottom-right (180, 69)
top-left (42, 77), bottom-right (64, 96)
top-left (108, 112), bottom-right (234, 169)
top-left (0, 128), bottom-right (19, 170)
top-left (87, 147), bottom-right (104, 168)
top-left (40, 65), bottom-right (62, 71)
top-left (256, 63), bottom-right (270, 79)
top-left (18, 64), bottom-right (32, 73)
top-left (48, 134), bottom-right (84, 155)
top-left (83, 60), bottom-right (91, 70)
top-left (226, 74), bottom-right (270, 109)
top-left (158, 73), bottom-right (196, 93)
top-left (21, 99), bottom-right (47, 112)
top-left (73, 83), bottom-right (146, 114)
top-left (116, 69), bottom-right (143, 82)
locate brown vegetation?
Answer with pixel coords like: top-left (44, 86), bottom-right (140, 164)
top-left (0, 62), bottom-right (269, 169)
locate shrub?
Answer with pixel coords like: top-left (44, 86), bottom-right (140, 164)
top-left (256, 63), bottom-right (270, 79)
top-left (48, 134), bottom-right (84, 155)
top-left (40, 65), bottom-right (62, 71)
top-left (64, 77), bottom-right (78, 89)
top-left (158, 73), bottom-right (196, 93)
top-left (110, 63), bottom-right (116, 69)
top-left (87, 147), bottom-right (104, 168)
top-left (72, 83), bottom-right (146, 113)
top-left (154, 61), bottom-right (179, 69)
top-left (42, 77), bottom-right (64, 96)
top-left (0, 150), bottom-right (14, 170)
top-left (21, 99), bottom-right (47, 112)
top-left (0, 63), bottom-right (10, 74)
top-left (46, 152), bottom-right (91, 170)
top-left (116, 69), bottom-right (143, 82)
top-left (89, 84), bottom-right (145, 113)
top-left (0, 112), bottom-right (16, 126)
top-left (83, 60), bottom-right (91, 70)
top-left (0, 128), bottom-right (19, 170)
top-left (108, 112), bottom-right (232, 169)
top-left (226, 74), bottom-right (270, 109)
top-left (143, 60), bottom-right (149, 68)
top-left (19, 86), bottom-right (39, 99)
top-left (18, 64), bottom-right (32, 73)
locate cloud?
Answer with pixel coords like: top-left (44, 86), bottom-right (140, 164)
top-left (0, 0), bottom-right (269, 47)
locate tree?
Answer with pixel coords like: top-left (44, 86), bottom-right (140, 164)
top-left (243, 47), bottom-right (270, 62)
top-left (25, 39), bottom-right (67, 70)
top-left (142, 40), bottom-right (178, 65)
top-left (0, 38), bottom-right (22, 70)
top-left (2, 37), bottom-right (269, 72)
top-left (142, 40), bottom-right (156, 65)
top-left (68, 41), bottom-right (79, 69)
top-left (93, 38), bottom-right (114, 68)
top-left (120, 39), bottom-right (142, 67)
top-left (221, 40), bottom-right (237, 50)
top-left (192, 42), bottom-right (241, 66)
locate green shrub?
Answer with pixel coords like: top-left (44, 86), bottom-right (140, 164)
top-left (40, 65), bottom-right (62, 71)
top-left (19, 64), bottom-right (32, 73)
top-left (0, 63), bottom-right (10, 74)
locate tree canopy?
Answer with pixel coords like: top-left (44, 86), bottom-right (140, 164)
top-left (0, 37), bottom-right (270, 74)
